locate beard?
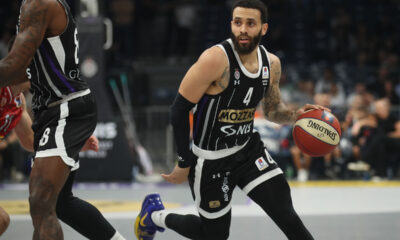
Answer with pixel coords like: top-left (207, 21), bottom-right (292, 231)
top-left (230, 30), bottom-right (262, 55)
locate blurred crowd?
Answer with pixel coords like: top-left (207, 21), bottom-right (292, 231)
top-left (0, 0), bottom-right (399, 181)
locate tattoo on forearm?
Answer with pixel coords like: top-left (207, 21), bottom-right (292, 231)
top-left (262, 57), bottom-right (295, 124)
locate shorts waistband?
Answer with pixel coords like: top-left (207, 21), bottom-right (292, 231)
top-left (192, 139), bottom-right (250, 160)
top-left (48, 89), bottom-right (91, 107)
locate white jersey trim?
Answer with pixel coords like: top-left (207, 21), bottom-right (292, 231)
top-left (242, 168), bottom-right (283, 194)
top-left (192, 139), bottom-right (249, 160)
top-left (227, 39), bottom-right (262, 79)
top-left (48, 36), bottom-right (66, 73)
top-left (198, 98), bottom-right (215, 148)
top-left (37, 51), bottom-right (64, 98)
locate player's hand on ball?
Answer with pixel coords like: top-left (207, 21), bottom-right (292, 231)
top-left (81, 135), bottom-right (99, 152)
top-left (296, 104), bottom-right (331, 118)
top-left (161, 165), bottom-right (190, 184)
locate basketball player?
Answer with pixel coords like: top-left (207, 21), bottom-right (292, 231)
top-left (0, 0), bottom-right (126, 239)
top-left (136, 1), bottom-right (329, 239)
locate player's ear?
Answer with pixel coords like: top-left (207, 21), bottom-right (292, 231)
top-left (262, 23), bottom-right (268, 36)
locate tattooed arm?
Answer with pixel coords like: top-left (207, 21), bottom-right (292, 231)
top-left (262, 54), bottom-right (297, 124)
top-left (262, 53), bottom-right (326, 124)
top-left (0, 0), bottom-right (49, 86)
top-left (0, 0), bottom-right (66, 87)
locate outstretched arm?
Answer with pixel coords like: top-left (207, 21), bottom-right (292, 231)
top-left (262, 53), bottom-right (327, 124)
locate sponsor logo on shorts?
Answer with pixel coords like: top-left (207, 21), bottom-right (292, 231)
top-left (209, 200), bottom-right (221, 209)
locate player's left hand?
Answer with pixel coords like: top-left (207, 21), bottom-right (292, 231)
top-left (81, 135), bottom-right (99, 152)
top-left (296, 104), bottom-right (331, 118)
top-left (161, 165), bottom-right (190, 184)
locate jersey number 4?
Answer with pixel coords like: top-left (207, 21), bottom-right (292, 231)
top-left (243, 87), bottom-right (254, 106)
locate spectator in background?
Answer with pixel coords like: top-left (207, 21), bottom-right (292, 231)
top-left (110, 0), bottom-right (135, 60)
top-left (171, 0), bottom-right (196, 59)
top-left (382, 79), bottom-right (400, 105)
top-left (346, 82), bottom-right (374, 108)
top-left (349, 98), bottom-right (400, 179)
top-left (290, 78), bottom-right (315, 107)
top-left (315, 68), bottom-right (346, 111)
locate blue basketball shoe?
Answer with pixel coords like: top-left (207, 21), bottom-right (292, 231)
top-left (135, 193), bottom-right (165, 240)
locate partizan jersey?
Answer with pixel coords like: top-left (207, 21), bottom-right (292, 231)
top-left (17, 0), bottom-right (90, 113)
top-left (192, 39), bottom-right (271, 155)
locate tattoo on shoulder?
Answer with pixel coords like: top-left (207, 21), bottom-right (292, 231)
top-left (20, 0), bottom-right (48, 32)
top-left (270, 59), bottom-right (281, 85)
top-left (217, 66), bottom-right (229, 90)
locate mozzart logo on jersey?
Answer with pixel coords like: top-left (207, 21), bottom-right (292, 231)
top-left (218, 108), bottom-right (256, 123)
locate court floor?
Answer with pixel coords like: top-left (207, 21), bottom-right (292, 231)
top-left (1, 181), bottom-right (400, 239)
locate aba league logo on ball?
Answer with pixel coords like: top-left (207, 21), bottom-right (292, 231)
top-left (293, 109), bottom-right (341, 156)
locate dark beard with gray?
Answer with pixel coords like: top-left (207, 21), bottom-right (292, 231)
top-left (230, 30), bottom-right (262, 55)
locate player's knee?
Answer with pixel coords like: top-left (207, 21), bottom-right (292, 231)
top-left (0, 207), bottom-right (10, 236)
top-left (29, 184), bottom-right (58, 216)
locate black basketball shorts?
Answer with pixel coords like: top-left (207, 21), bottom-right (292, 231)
top-left (32, 93), bottom-right (97, 171)
top-left (188, 132), bottom-right (283, 219)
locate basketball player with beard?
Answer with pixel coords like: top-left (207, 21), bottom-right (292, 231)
top-left (135, 0), bottom-right (327, 239)
top-left (0, 0), bottom-right (127, 239)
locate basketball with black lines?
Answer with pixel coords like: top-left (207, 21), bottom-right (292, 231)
top-left (293, 109), bottom-right (341, 157)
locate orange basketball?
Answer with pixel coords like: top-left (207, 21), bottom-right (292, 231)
top-left (293, 109), bottom-right (341, 157)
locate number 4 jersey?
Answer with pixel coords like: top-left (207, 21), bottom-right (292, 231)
top-left (192, 39), bottom-right (271, 155)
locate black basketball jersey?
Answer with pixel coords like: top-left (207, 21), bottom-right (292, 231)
top-left (17, 0), bottom-right (90, 113)
top-left (192, 39), bottom-right (271, 154)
